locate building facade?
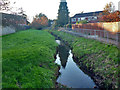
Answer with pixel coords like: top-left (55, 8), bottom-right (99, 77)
top-left (0, 13), bottom-right (30, 31)
top-left (1, 13), bottom-right (27, 26)
top-left (71, 11), bottom-right (103, 24)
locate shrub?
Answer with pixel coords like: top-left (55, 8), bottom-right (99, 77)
top-left (31, 13), bottom-right (48, 30)
top-left (66, 24), bottom-right (72, 28)
top-left (99, 11), bottom-right (120, 22)
top-left (79, 20), bottom-right (88, 24)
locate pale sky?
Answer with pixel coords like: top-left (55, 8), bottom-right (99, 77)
top-left (10, 0), bottom-right (119, 22)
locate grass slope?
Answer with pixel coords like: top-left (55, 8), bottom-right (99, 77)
top-left (50, 30), bottom-right (119, 88)
top-left (2, 29), bottom-right (58, 88)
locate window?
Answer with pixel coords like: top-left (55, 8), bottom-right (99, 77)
top-left (78, 18), bottom-right (81, 21)
top-left (94, 17), bottom-right (97, 19)
top-left (72, 18), bottom-right (76, 22)
top-left (81, 17), bottom-right (85, 20)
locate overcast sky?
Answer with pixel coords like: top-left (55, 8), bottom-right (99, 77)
top-left (10, 0), bottom-right (119, 22)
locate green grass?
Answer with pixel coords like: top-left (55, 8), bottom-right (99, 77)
top-left (2, 29), bottom-right (58, 88)
top-left (50, 30), bottom-right (119, 88)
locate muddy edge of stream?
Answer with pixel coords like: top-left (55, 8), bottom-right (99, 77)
top-left (51, 32), bottom-right (109, 89)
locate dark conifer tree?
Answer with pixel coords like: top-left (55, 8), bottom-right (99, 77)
top-left (57, 0), bottom-right (69, 27)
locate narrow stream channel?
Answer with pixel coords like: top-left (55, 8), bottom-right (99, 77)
top-left (55, 40), bottom-right (97, 88)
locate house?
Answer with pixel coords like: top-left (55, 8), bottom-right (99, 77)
top-left (1, 13), bottom-right (27, 26)
top-left (1, 13), bottom-right (30, 31)
top-left (71, 11), bottom-right (103, 24)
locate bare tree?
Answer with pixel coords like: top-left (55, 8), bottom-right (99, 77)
top-left (18, 7), bottom-right (25, 15)
top-left (0, 0), bottom-right (11, 11)
top-left (104, 2), bottom-right (115, 14)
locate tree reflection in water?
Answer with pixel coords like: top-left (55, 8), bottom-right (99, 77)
top-left (55, 40), bottom-right (96, 88)
top-left (58, 43), bottom-right (69, 68)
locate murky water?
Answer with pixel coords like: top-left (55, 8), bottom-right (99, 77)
top-left (55, 40), bottom-right (96, 88)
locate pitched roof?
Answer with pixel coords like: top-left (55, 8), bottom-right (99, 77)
top-left (72, 11), bottom-right (103, 18)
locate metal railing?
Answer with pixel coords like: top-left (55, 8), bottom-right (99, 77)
top-left (63, 28), bottom-right (120, 46)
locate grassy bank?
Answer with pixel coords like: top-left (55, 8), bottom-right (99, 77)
top-left (2, 29), bottom-right (58, 88)
top-left (50, 30), bottom-right (119, 88)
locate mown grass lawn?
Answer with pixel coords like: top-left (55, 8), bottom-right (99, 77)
top-left (50, 30), bottom-right (119, 88)
top-left (2, 29), bottom-right (58, 88)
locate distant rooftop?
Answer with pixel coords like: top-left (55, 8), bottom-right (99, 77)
top-left (72, 11), bottom-right (103, 18)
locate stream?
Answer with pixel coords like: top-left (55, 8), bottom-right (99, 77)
top-left (55, 40), bottom-right (97, 88)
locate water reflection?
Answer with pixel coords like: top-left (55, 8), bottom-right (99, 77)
top-left (55, 40), bottom-right (96, 88)
top-left (58, 44), bottom-right (69, 68)
top-left (56, 40), bottom-right (61, 45)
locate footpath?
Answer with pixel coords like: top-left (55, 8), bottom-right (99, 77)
top-left (61, 29), bottom-right (119, 47)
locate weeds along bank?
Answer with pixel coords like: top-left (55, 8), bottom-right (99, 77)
top-left (50, 30), bottom-right (119, 89)
top-left (2, 29), bottom-right (58, 88)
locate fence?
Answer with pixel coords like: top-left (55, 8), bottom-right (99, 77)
top-left (72, 22), bottom-right (120, 33)
top-left (70, 22), bottom-right (120, 46)
top-left (64, 28), bottom-right (120, 46)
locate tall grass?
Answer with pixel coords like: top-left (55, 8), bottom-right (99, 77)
top-left (2, 29), bottom-right (58, 88)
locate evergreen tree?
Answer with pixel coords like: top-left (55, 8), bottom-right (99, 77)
top-left (57, 0), bottom-right (69, 27)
